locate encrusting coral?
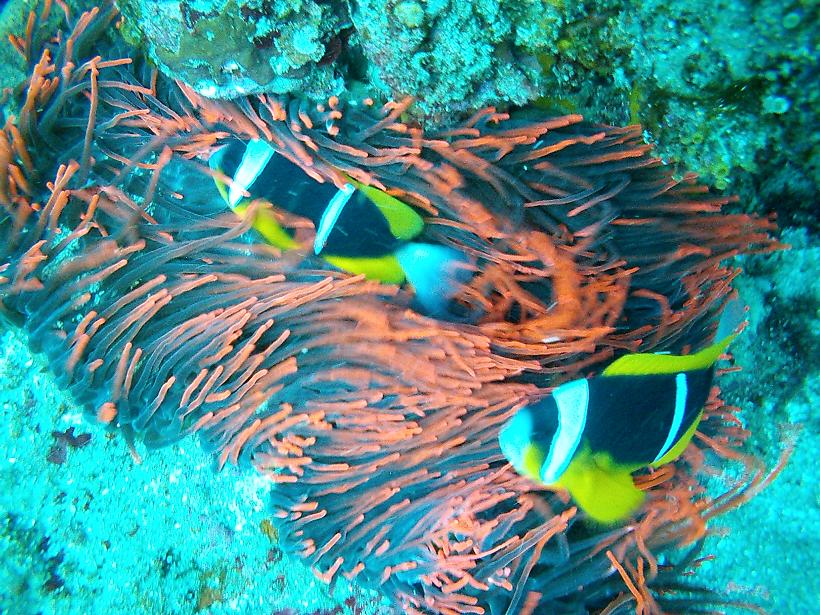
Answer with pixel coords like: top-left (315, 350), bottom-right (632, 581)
top-left (116, 0), bottom-right (350, 99)
top-left (0, 2), bottom-right (785, 613)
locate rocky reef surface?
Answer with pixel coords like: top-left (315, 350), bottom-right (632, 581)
top-left (105, 0), bottom-right (818, 222)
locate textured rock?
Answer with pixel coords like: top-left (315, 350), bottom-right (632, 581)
top-left (117, 0), bottom-right (351, 98)
top-left (350, 0), bottom-right (557, 124)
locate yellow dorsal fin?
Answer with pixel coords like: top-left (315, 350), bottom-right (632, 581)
top-left (602, 333), bottom-right (737, 377)
top-left (556, 449), bottom-right (645, 524)
top-left (350, 179), bottom-right (424, 241)
top-left (212, 166), bottom-right (299, 250)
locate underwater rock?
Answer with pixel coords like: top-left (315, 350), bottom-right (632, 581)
top-left (117, 0), bottom-right (350, 98)
top-left (349, 0), bottom-right (556, 124)
top-left (118, 0), bottom-right (567, 123)
top-left (533, 0), bottom-right (818, 216)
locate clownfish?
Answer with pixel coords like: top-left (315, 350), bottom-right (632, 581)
top-left (208, 139), bottom-right (471, 317)
top-left (499, 332), bottom-right (738, 524)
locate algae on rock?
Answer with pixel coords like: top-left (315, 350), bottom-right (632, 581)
top-left (117, 0), bottom-right (351, 98)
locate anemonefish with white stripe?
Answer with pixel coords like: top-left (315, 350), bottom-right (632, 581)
top-left (208, 139), bottom-right (471, 317)
top-left (499, 331), bottom-right (738, 524)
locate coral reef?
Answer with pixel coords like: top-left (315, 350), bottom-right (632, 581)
top-left (603, 0), bottom-right (817, 217)
top-left (116, 0), bottom-right (351, 99)
top-left (0, 2), bottom-right (29, 98)
top-left (696, 228), bottom-right (820, 611)
top-left (116, 0), bottom-right (817, 225)
top-left (349, 0), bottom-right (553, 124)
top-left (0, 2), bottom-right (788, 614)
top-left (0, 327), bottom-right (385, 614)
top-left (723, 229), bottom-right (819, 460)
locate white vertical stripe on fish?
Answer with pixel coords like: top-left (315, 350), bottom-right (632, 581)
top-left (541, 378), bottom-right (589, 483)
top-left (314, 183), bottom-right (356, 255)
top-left (653, 373), bottom-right (687, 463)
top-left (228, 139), bottom-right (275, 208)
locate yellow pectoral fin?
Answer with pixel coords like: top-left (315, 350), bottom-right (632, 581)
top-left (557, 455), bottom-right (646, 525)
top-left (521, 443), bottom-right (546, 482)
top-left (602, 333), bottom-right (737, 377)
top-left (351, 180), bottom-right (424, 241)
top-left (323, 253), bottom-right (406, 284)
top-left (233, 201), bottom-right (299, 250)
top-left (212, 169), bottom-right (297, 250)
top-left (213, 176), bottom-right (230, 203)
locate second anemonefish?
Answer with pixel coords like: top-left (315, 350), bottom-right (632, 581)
top-left (208, 138), bottom-right (471, 317)
top-left (499, 332), bottom-right (738, 524)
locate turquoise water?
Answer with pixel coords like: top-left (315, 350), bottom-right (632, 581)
top-left (0, 327), bottom-right (390, 614)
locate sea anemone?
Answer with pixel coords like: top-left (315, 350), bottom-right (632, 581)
top-left (0, 2), bottom-right (781, 613)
